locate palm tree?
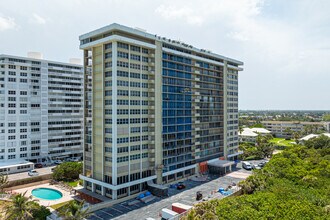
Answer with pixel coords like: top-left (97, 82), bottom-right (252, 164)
top-left (0, 173), bottom-right (8, 192)
top-left (5, 191), bottom-right (36, 220)
top-left (59, 200), bottom-right (90, 220)
top-left (292, 131), bottom-right (301, 144)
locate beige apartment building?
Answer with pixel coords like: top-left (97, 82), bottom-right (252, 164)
top-left (79, 23), bottom-right (243, 200)
top-left (261, 121), bottom-right (330, 138)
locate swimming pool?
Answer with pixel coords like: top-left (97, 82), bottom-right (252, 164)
top-left (31, 188), bottom-right (63, 200)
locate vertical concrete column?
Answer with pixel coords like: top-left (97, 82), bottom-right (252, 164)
top-left (91, 183), bottom-right (95, 192)
top-left (101, 186), bottom-right (105, 196)
top-left (112, 42), bottom-right (118, 186)
top-left (112, 190), bottom-right (118, 200)
top-left (223, 61), bottom-right (228, 159)
top-left (154, 41), bottom-right (163, 184)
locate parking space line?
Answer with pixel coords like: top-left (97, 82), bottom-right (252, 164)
top-left (91, 213), bottom-right (104, 220)
top-left (111, 207), bottom-right (124, 214)
top-left (99, 210), bottom-right (113, 217)
top-left (119, 204), bottom-right (132, 211)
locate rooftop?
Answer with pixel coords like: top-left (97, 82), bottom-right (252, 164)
top-left (79, 23), bottom-right (243, 66)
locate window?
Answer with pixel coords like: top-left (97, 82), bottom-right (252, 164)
top-left (118, 90), bottom-right (128, 96)
top-left (8, 148), bottom-right (15, 153)
top-left (20, 79), bottom-right (28, 83)
top-left (20, 91), bottom-right (27, 95)
top-left (8, 78), bottom-right (16, 82)
top-left (8, 110), bottom-right (16, 114)
top-left (8, 90), bottom-right (15, 95)
top-left (20, 153), bottom-right (27, 158)
top-left (8, 155), bottom-right (16, 159)
top-left (118, 42), bottom-right (129, 49)
top-left (20, 147), bottom-right (27, 151)
top-left (20, 122), bottom-right (27, 126)
top-left (8, 123), bottom-right (16, 127)
top-left (130, 45), bottom-right (140, 52)
top-left (118, 51), bottom-right (128, 59)
top-left (130, 54), bottom-right (140, 61)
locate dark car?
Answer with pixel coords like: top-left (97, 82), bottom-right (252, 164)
top-left (34, 163), bottom-right (43, 168)
top-left (177, 182), bottom-right (186, 190)
top-left (258, 161), bottom-right (268, 168)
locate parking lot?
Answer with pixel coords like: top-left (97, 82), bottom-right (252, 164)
top-left (7, 166), bottom-right (56, 182)
top-left (88, 161), bottom-right (262, 220)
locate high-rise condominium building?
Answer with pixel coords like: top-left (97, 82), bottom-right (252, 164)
top-left (79, 23), bottom-right (243, 200)
top-left (0, 54), bottom-right (84, 173)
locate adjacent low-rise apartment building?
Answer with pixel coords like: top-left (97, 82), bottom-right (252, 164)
top-left (261, 121), bottom-right (330, 138)
top-left (0, 54), bottom-right (84, 173)
top-left (79, 23), bottom-right (243, 200)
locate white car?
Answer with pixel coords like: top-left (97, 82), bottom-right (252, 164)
top-left (53, 160), bottom-right (63, 165)
top-left (28, 170), bottom-right (39, 176)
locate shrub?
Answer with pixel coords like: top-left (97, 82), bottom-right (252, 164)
top-left (52, 162), bottom-right (82, 181)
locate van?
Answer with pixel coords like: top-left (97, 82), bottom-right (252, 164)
top-left (242, 162), bottom-right (252, 170)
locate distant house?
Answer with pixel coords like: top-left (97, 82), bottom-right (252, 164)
top-left (239, 128), bottom-right (271, 143)
top-left (299, 133), bottom-right (330, 143)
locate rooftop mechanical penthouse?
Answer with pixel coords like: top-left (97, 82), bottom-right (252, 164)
top-left (79, 23), bottom-right (243, 200)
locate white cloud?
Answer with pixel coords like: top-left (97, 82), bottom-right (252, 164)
top-left (155, 5), bottom-right (204, 26)
top-left (30, 13), bottom-right (46, 24)
top-left (0, 15), bottom-right (17, 31)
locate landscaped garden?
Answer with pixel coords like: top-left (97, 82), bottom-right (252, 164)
top-left (269, 137), bottom-right (295, 148)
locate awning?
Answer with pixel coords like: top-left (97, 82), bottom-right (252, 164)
top-left (227, 151), bottom-right (244, 158)
top-left (207, 160), bottom-right (235, 168)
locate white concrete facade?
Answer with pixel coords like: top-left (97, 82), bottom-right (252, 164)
top-left (0, 54), bottom-right (84, 167)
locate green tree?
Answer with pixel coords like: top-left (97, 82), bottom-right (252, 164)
top-left (283, 127), bottom-right (293, 139)
top-left (5, 192), bottom-right (36, 220)
top-left (292, 131), bottom-right (301, 144)
top-left (305, 134), bottom-right (330, 149)
top-left (0, 173), bottom-right (8, 192)
top-left (31, 203), bottom-right (51, 220)
top-left (52, 162), bottom-right (83, 181)
top-left (59, 200), bottom-right (90, 220)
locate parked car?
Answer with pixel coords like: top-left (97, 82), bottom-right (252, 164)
top-left (72, 157), bottom-right (81, 162)
top-left (252, 164), bottom-right (262, 170)
top-left (34, 163), bottom-right (43, 169)
top-left (53, 160), bottom-right (63, 165)
top-left (28, 170), bottom-right (39, 176)
top-left (258, 161), bottom-right (268, 167)
top-left (242, 162), bottom-right (252, 170)
top-left (177, 182), bottom-right (186, 190)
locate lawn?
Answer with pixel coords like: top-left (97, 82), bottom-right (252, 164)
top-left (66, 180), bottom-right (80, 187)
top-left (269, 138), bottom-right (295, 147)
top-left (50, 200), bottom-right (71, 210)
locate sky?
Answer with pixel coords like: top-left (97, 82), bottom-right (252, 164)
top-left (0, 0), bottom-right (329, 110)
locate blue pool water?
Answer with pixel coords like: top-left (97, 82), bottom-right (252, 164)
top-left (31, 188), bottom-right (63, 200)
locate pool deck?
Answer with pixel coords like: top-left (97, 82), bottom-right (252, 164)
top-left (13, 183), bottom-right (75, 207)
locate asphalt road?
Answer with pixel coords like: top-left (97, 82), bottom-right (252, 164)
top-left (8, 166), bottom-right (56, 181)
